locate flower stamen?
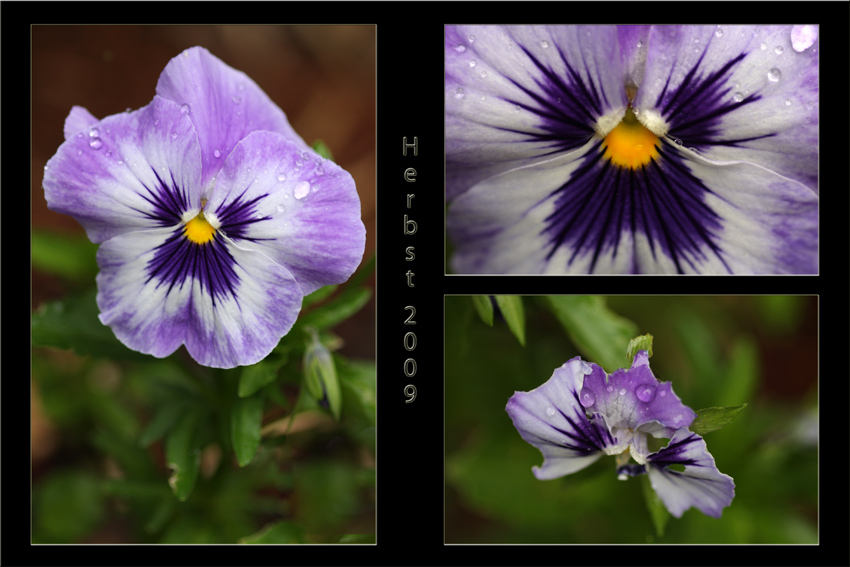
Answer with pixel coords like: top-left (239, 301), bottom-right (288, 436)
top-left (602, 108), bottom-right (659, 169)
top-left (185, 212), bottom-right (216, 244)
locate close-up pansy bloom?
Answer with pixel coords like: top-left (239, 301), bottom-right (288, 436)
top-left (42, 47), bottom-right (366, 368)
top-left (506, 351), bottom-right (735, 519)
top-left (445, 25), bottom-right (818, 274)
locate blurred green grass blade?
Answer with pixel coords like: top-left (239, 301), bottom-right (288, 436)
top-left (231, 392), bottom-right (265, 467)
top-left (546, 296), bottom-right (639, 373)
top-left (641, 473), bottom-right (670, 538)
top-left (238, 358), bottom-right (280, 398)
top-left (32, 230), bottom-right (98, 282)
top-left (139, 403), bottom-right (186, 447)
top-left (472, 295), bottom-right (494, 326)
top-left (240, 521), bottom-right (305, 544)
top-left (165, 409), bottom-right (202, 501)
top-left (495, 295), bottom-right (526, 346)
top-left (297, 286), bottom-right (371, 331)
top-left (691, 404), bottom-right (748, 436)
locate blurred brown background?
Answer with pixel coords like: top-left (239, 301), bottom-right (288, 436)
top-left (31, 25), bottom-right (376, 358)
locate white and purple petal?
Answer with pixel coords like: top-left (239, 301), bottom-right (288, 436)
top-left (44, 96), bottom-right (203, 244)
top-left (646, 428), bottom-right (735, 518)
top-left (506, 357), bottom-right (621, 480)
top-left (580, 350), bottom-right (696, 435)
top-left (634, 25), bottom-right (818, 193)
top-left (204, 131), bottom-right (365, 296)
top-left (445, 25), bottom-right (628, 201)
top-left (156, 46), bottom-right (309, 191)
top-left (96, 226), bottom-right (303, 369)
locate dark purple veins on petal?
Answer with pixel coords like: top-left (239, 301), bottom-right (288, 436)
top-left (133, 166), bottom-right (192, 227)
top-left (647, 432), bottom-right (701, 469)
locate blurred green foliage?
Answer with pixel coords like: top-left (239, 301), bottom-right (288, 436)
top-left (32, 230), bottom-right (375, 543)
top-left (446, 295), bottom-right (817, 544)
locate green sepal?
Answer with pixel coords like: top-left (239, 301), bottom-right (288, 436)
top-left (626, 334), bottom-right (654, 365)
top-left (312, 139), bottom-right (334, 162)
top-left (231, 392), bottom-right (265, 467)
top-left (303, 330), bottom-right (343, 421)
top-left (471, 295), bottom-right (494, 326)
top-left (494, 295), bottom-right (526, 346)
top-left (690, 404), bottom-right (748, 436)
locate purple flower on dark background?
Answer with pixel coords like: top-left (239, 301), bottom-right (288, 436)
top-left (445, 25), bottom-right (818, 274)
top-left (506, 351), bottom-right (735, 518)
top-left (43, 47), bottom-right (365, 368)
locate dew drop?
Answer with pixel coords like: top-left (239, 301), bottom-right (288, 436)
top-left (468, 59), bottom-right (477, 68)
top-left (454, 87), bottom-right (465, 99)
top-left (546, 406), bottom-right (556, 417)
top-left (89, 127), bottom-right (100, 138)
top-left (579, 388), bottom-right (595, 408)
top-left (618, 388), bottom-right (627, 396)
top-left (774, 46), bottom-right (784, 55)
top-left (714, 27), bottom-right (724, 38)
top-left (579, 361), bottom-right (593, 375)
top-left (214, 149), bottom-right (221, 158)
top-left (277, 172), bottom-right (287, 182)
top-left (171, 132), bottom-right (178, 140)
top-left (659, 390), bottom-right (666, 397)
top-left (294, 181), bottom-right (310, 199)
top-left (760, 42), bottom-right (767, 51)
top-left (89, 138), bottom-right (103, 150)
top-left (540, 40), bottom-right (550, 49)
top-left (277, 204), bottom-right (285, 213)
top-left (637, 40), bottom-right (643, 48)
top-left (767, 68), bottom-right (781, 82)
top-left (606, 384), bottom-right (614, 393)
top-left (733, 92), bottom-right (744, 102)
top-left (237, 82), bottom-right (246, 92)
top-left (635, 383), bottom-right (657, 403)
top-left (180, 103), bottom-right (190, 114)
top-left (454, 44), bottom-right (467, 53)
top-left (479, 70), bottom-right (488, 78)
top-left (117, 160), bottom-right (123, 165)
top-left (468, 34), bottom-right (475, 43)
top-left (785, 98), bottom-right (792, 106)
top-left (232, 95), bottom-right (242, 104)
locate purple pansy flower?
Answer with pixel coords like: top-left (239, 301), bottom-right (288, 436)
top-left (506, 351), bottom-right (735, 518)
top-left (43, 47), bottom-right (365, 368)
top-left (445, 25), bottom-right (818, 274)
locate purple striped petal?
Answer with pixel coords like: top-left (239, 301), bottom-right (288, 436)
top-left (646, 429), bottom-right (735, 518)
top-left (506, 357), bottom-right (620, 480)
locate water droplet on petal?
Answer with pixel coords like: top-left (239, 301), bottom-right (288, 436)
top-left (715, 27), bottom-right (724, 38)
top-left (277, 172), bottom-right (287, 182)
top-left (760, 42), bottom-right (768, 50)
top-left (454, 44), bottom-right (467, 53)
top-left (454, 87), bottom-right (465, 99)
top-left (579, 361), bottom-right (593, 375)
top-left (171, 132), bottom-right (178, 140)
top-left (468, 34), bottom-right (475, 43)
top-left (545, 406), bottom-right (556, 417)
top-left (733, 92), bottom-right (744, 102)
top-left (214, 149), bottom-right (221, 158)
top-left (180, 103), bottom-right (190, 114)
top-left (618, 388), bottom-right (627, 396)
top-left (579, 388), bottom-right (595, 408)
top-left (89, 138), bottom-right (103, 150)
top-left (785, 99), bottom-right (792, 106)
top-left (468, 59), bottom-right (476, 68)
top-left (232, 95), bottom-right (242, 104)
top-left (767, 68), bottom-right (781, 82)
top-left (89, 127), bottom-right (100, 138)
top-left (791, 25), bottom-right (818, 53)
top-left (540, 40), bottom-right (550, 49)
top-left (277, 204), bottom-right (285, 213)
top-left (294, 181), bottom-right (310, 199)
top-left (635, 383), bottom-right (657, 403)
top-left (606, 384), bottom-right (614, 393)
top-left (774, 46), bottom-right (784, 55)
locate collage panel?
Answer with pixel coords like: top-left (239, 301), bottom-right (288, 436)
top-left (445, 295), bottom-right (818, 544)
top-left (444, 25), bottom-right (818, 274)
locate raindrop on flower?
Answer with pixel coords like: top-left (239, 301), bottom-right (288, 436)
top-left (180, 103), bottom-right (190, 113)
top-left (89, 127), bottom-right (100, 138)
top-left (294, 181), bottom-right (310, 199)
top-left (232, 95), bottom-right (242, 104)
top-left (733, 92), bottom-right (744, 102)
top-left (455, 44), bottom-right (467, 53)
top-left (455, 87), bottom-right (466, 99)
top-left (579, 361), bottom-right (593, 375)
top-left (774, 46), bottom-right (784, 55)
top-left (277, 204), bottom-right (285, 213)
top-left (214, 149), bottom-right (221, 158)
top-left (767, 68), bottom-right (781, 82)
top-left (760, 42), bottom-right (768, 50)
top-left (540, 40), bottom-right (550, 49)
top-left (579, 387), bottom-right (595, 408)
top-left (785, 99), bottom-right (792, 106)
top-left (715, 27), bottom-right (724, 38)
top-left (468, 59), bottom-right (477, 68)
top-left (545, 406), bottom-right (556, 417)
top-left (89, 138), bottom-right (103, 150)
top-left (277, 172), bottom-right (287, 182)
top-left (171, 132), bottom-right (178, 140)
top-left (635, 383), bottom-right (657, 403)
top-left (618, 388), bottom-right (627, 396)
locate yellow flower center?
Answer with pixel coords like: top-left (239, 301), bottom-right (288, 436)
top-left (185, 212), bottom-right (216, 244)
top-left (603, 108), bottom-right (660, 169)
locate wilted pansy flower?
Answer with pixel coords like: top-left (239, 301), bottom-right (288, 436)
top-left (446, 25), bottom-right (818, 274)
top-left (506, 351), bottom-right (735, 518)
top-left (43, 47), bottom-right (365, 368)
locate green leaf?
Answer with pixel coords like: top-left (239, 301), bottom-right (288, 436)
top-left (495, 295), bottom-right (526, 346)
top-left (239, 521), bottom-right (305, 544)
top-left (35, 470), bottom-right (105, 542)
top-left (238, 358), bottom-right (280, 398)
top-left (303, 333), bottom-right (342, 421)
top-left (311, 139), bottom-right (334, 162)
top-left (231, 392), bottom-right (265, 467)
top-left (297, 286), bottom-right (371, 331)
top-left (641, 473), bottom-right (670, 538)
top-left (32, 289), bottom-right (148, 360)
top-left (165, 409), bottom-right (203, 501)
top-left (690, 404), bottom-right (748, 436)
top-left (31, 230), bottom-right (99, 282)
top-left (546, 296), bottom-right (639, 373)
top-left (626, 334), bottom-right (654, 365)
top-left (139, 403), bottom-right (187, 447)
top-left (471, 295), bottom-right (494, 326)
top-left (339, 359), bottom-right (377, 428)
